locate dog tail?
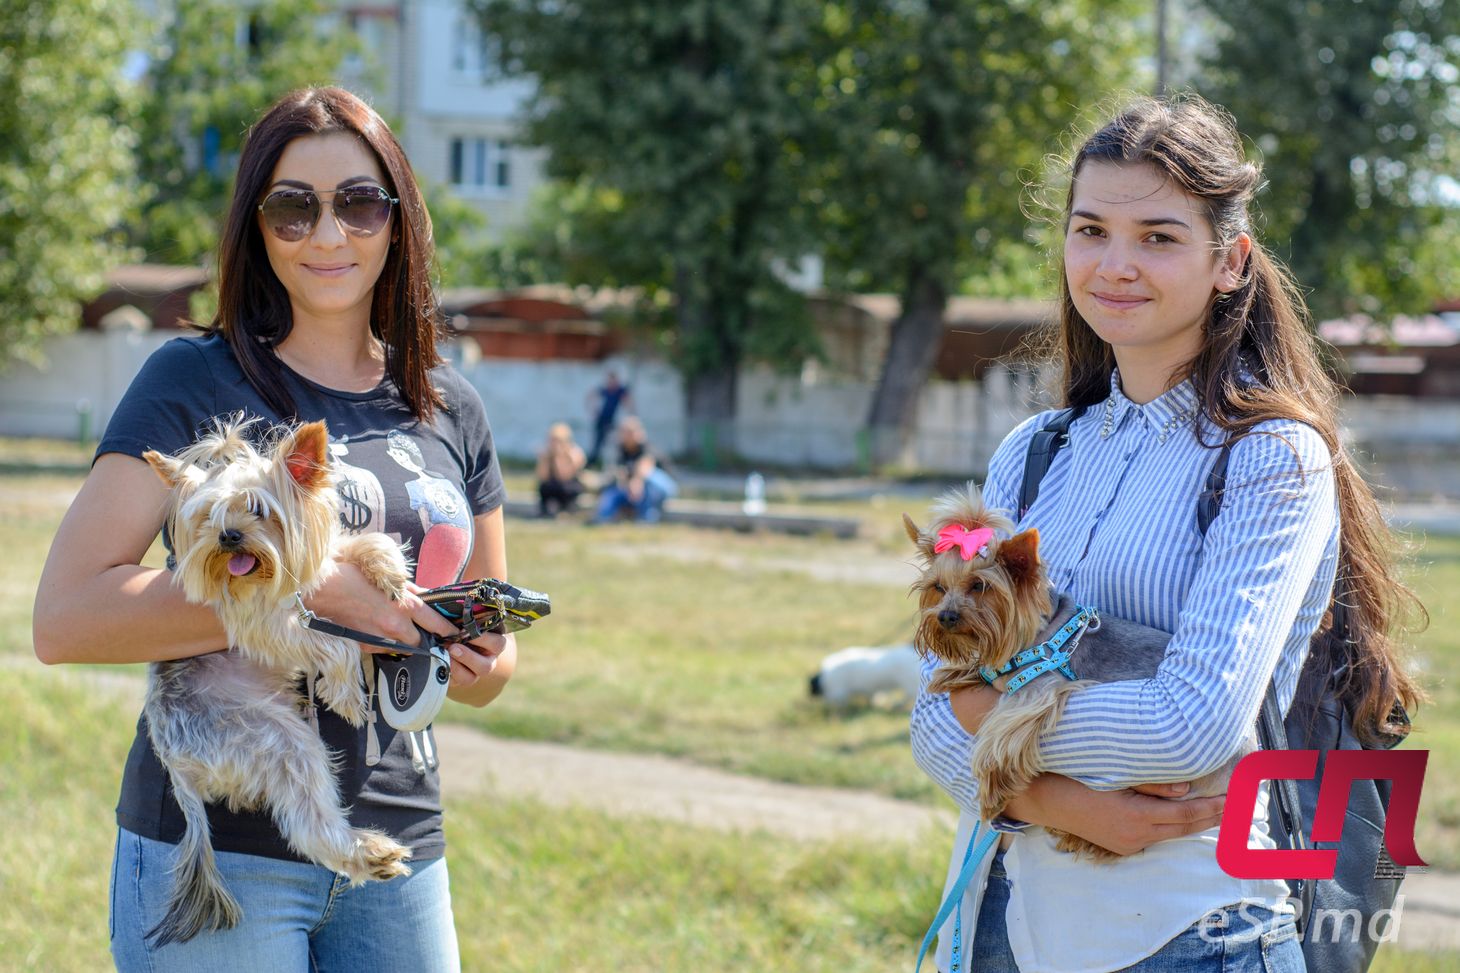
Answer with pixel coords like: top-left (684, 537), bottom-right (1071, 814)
top-left (146, 776), bottom-right (242, 948)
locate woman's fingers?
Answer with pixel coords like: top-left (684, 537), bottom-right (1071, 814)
top-left (446, 634), bottom-right (506, 688)
top-left (1130, 781), bottom-right (1191, 798)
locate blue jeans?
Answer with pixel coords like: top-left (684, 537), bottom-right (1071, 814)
top-left (110, 828), bottom-right (460, 973)
top-left (594, 472), bottom-right (673, 523)
top-left (968, 849), bottom-right (1304, 972)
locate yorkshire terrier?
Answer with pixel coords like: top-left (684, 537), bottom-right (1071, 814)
top-left (904, 483), bottom-right (1248, 861)
top-left (141, 418), bottom-right (412, 945)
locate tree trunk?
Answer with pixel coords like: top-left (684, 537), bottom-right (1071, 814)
top-left (865, 269), bottom-right (948, 467)
top-left (676, 267), bottom-right (739, 467)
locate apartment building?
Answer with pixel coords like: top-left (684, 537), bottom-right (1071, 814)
top-left (339, 0), bottom-right (547, 237)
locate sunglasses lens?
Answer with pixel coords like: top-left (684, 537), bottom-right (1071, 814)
top-left (260, 191), bottom-right (318, 242)
top-left (334, 188), bottom-right (393, 236)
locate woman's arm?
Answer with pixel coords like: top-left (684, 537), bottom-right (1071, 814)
top-left (1031, 423), bottom-right (1338, 787)
top-left (944, 685), bottom-right (1223, 854)
top-left (34, 453), bottom-right (227, 664)
top-left (35, 452), bottom-right (462, 667)
top-left (445, 507), bottom-right (517, 707)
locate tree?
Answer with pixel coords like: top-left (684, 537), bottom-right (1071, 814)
top-left (814, 0), bottom-right (1145, 463)
top-left (470, 0), bottom-right (825, 448)
top-left (1197, 0), bottom-right (1460, 317)
top-left (132, 0), bottom-right (357, 265)
top-left (0, 0), bottom-right (139, 365)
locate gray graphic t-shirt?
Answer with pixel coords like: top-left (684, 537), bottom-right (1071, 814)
top-left (99, 333), bottom-right (504, 862)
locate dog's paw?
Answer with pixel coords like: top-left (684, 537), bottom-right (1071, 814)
top-left (316, 677), bottom-right (369, 727)
top-left (351, 829), bottom-right (413, 883)
top-left (337, 536), bottom-right (410, 601)
top-left (330, 692), bottom-right (369, 728)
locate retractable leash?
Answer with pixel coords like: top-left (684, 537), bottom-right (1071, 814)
top-left (914, 605), bottom-right (1099, 973)
top-left (293, 579), bottom-right (551, 773)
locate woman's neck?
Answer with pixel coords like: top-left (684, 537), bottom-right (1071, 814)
top-left (1111, 351), bottom-right (1188, 405)
top-left (275, 313), bottom-right (385, 392)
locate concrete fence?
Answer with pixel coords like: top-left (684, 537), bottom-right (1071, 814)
top-left (3, 328), bottom-right (1458, 495)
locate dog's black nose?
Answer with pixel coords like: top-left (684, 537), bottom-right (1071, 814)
top-left (937, 609), bottom-right (960, 629)
top-left (219, 528), bottom-right (244, 549)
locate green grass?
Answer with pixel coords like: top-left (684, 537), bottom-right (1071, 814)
top-left (468, 516), bottom-right (932, 799)
top-left (5, 450), bottom-right (1460, 969)
top-left (1398, 532), bottom-right (1460, 871)
top-left (0, 667), bottom-right (945, 972)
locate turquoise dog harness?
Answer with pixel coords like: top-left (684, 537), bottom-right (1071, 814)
top-left (915, 604), bottom-right (1101, 973)
top-left (978, 605), bottom-right (1100, 694)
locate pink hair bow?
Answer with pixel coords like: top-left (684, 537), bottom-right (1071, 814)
top-left (935, 524), bottom-right (995, 561)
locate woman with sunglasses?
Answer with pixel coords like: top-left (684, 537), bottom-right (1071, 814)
top-left (35, 87), bottom-right (511, 971)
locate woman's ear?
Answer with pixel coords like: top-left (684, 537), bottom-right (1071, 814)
top-left (1216, 232), bottom-right (1252, 293)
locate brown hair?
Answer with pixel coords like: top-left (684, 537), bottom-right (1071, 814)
top-left (1050, 94), bottom-right (1423, 743)
top-left (209, 86), bottom-right (444, 421)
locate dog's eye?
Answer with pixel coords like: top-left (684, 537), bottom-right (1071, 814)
top-left (969, 579), bottom-right (986, 592)
top-left (933, 583), bottom-right (946, 595)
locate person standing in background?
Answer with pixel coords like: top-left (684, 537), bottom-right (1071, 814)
top-left (585, 369), bottom-right (633, 469)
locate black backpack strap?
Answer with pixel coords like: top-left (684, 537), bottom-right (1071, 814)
top-left (1019, 406), bottom-right (1087, 519)
top-left (1196, 443), bottom-right (1232, 536)
top-left (1259, 682), bottom-right (1316, 935)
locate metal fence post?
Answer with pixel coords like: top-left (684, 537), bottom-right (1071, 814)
top-left (76, 399), bottom-right (93, 445)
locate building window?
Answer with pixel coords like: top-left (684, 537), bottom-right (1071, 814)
top-left (450, 138), bottom-right (512, 191)
top-left (451, 15), bottom-right (491, 76)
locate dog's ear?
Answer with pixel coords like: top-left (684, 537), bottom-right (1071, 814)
top-left (279, 421), bottom-right (331, 492)
top-left (902, 513), bottom-right (923, 546)
top-left (997, 528), bottom-right (1041, 586)
top-left (144, 450), bottom-right (186, 488)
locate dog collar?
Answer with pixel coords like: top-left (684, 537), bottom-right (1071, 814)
top-left (979, 605), bottom-right (1100, 695)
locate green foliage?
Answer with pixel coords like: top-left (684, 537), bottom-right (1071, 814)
top-left (470, 0), bottom-right (827, 420)
top-left (422, 178), bottom-right (495, 289)
top-left (0, 0), bottom-right (140, 366)
top-left (1197, 0), bottom-right (1460, 316)
top-left (814, 0), bottom-right (1144, 296)
top-left (132, 0), bottom-right (359, 264)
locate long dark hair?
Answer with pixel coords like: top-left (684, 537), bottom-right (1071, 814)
top-left (210, 86), bottom-right (445, 421)
top-left (1050, 94), bottom-right (1424, 743)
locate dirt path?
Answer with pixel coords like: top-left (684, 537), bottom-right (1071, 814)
top-left (434, 722), bottom-right (952, 843)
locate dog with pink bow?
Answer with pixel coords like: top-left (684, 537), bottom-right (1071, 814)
top-left (902, 482), bottom-right (1246, 861)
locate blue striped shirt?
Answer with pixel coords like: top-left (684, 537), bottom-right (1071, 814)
top-left (910, 372), bottom-right (1340, 809)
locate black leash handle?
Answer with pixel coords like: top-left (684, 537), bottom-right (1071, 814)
top-left (293, 594), bottom-right (437, 656)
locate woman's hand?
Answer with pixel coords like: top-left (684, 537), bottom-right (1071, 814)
top-left (446, 630), bottom-right (517, 707)
top-left (303, 562), bottom-right (458, 650)
top-left (1004, 774), bottom-right (1225, 857)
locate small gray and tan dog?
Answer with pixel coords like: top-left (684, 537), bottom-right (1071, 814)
top-left (903, 482), bottom-right (1250, 861)
top-left (141, 418), bottom-right (412, 945)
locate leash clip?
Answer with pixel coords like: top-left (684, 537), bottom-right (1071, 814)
top-left (293, 591), bottom-right (317, 625)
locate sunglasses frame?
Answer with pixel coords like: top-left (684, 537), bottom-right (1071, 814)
top-left (256, 185), bottom-right (400, 242)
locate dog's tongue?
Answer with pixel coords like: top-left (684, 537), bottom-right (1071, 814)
top-left (227, 553), bottom-right (257, 577)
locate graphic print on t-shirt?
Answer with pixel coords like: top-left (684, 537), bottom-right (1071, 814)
top-left (329, 438), bottom-right (386, 536)
top-left (384, 430), bottom-right (472, 587)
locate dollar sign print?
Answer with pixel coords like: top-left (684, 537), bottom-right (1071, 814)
top-left (337, 477), bottom-right (373, 532)
top-left (328, 439), bottom-right (384, 536)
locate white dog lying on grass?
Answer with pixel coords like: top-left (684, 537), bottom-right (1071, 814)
top-left (808, 644), bottom-right (922, 709)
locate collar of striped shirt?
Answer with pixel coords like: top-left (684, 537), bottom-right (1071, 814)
top-left (1102, 369), bottom-right (1199, 444)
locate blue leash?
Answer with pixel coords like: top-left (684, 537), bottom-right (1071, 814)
top-left (916, 606), bottom-right (1099, 971)
top-left (914, 823), bottom-right (1000, 973)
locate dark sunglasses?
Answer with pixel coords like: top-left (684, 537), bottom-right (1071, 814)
top-left (257, 186), bottom-right (399, 242)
